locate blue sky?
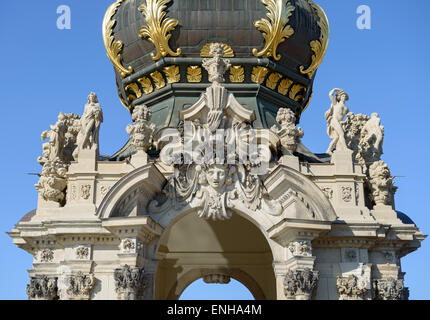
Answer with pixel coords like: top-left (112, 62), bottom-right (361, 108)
top-left (0, 1), bottom-right (429, 300)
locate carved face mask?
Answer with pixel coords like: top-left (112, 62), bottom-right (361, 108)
top-left (206, 164), bottom-right (227, 191)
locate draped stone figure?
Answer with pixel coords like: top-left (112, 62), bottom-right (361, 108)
top-left (325, 88), bottom-right (350, 154)
top-left (74, 92), bottom-right (103, 159)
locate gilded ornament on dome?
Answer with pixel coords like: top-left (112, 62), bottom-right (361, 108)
top-left (251, 66), bottom-right (269, 84)
top-left (163, 65), bottom-right (180, 83)
top-left (229, 66), bottom-right (244, 83)
top-left (103, 0), bottom-right (133, 78)
top-left (266, 72), bottom-right (282, 90)
top-left (138, 0), bottom-right (182, 61)
top-left (187, 66), bottom-right (202, 83)
top-left (299, 0), bottom-right (330, 78)
top-left (253, 0), bottom-right (295, 61)
top-left (278, 78), bottom-right (293, 95)
top-left (125, 83), bottom-right (142, 100)
top-left (150, 71), bottom-right (166, 89)
top-left (201, 43), bottom-right (235, 58)
top-left (289, 84), bottom-right (306, 102)
top-left (138, 77), bottom-right (154, 94)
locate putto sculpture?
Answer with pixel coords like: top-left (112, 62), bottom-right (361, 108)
top-left (126, 104), bottom-right (156, 152)
top-left (368, 160), bottom-right (397, 206)
top-left (271, 108), bottom-right (304, 154)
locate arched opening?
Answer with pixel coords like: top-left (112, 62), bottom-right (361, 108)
top-left (154, 211), bottom-right (276, 300)
top-left (179, 278), bottom-right (254, 300)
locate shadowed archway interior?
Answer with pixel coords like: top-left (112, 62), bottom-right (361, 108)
top-left (155, 211), bottom-right (276, 300)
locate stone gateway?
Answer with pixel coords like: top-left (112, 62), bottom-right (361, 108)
top-left (8, 0), bottom-right (425, 300)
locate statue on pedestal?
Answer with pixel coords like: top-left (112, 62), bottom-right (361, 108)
top-left (73, 92), bottom-right (103, 159)
top-left (325, 89), bottom-right (350, 154)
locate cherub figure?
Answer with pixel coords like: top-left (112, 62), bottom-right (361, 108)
top-left (325, 88), bottom-right (350, 154)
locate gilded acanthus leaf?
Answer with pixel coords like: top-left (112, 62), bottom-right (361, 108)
top-left (138, 77), bottom-right (154, 94)
top-left (150, 71), bottom-right (166, 89)
top-left (229, 66), bottom-right (244, 83)
top-left (103, 0), bottom-right (133, 78)
top-left (289, 84), bottom-right (306, 102)
top-left (253, 0), bottom-right (295, 61)
top-left (125, 83), bottom-right (142, 99)
top-left (299, 0), bottom-right (330, 78)
top-left (278, 78), bottom-right (293, 95)
top-left (266, 72), bottom-right (282, 90)
top-left (163, 65), bottom-right (180, 83)
top-left (139, 0), bottom-right (181, 61)
top-left (251, 66), bottom-right (269, 84)
top-left (187, 66), bottom-right (202, 83)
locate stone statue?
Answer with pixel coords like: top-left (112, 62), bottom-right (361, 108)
top-left (325, 88), bottom-right (350, 154)
top-left (271, 108), bottom-right (304, 154)
top-left (36, 112), bottom-right (81, 205)
top-left (73, 92), bottom-right (103, 159)
top-left (368, 160), bottom-right (397, 206)
top-left (40, 114), bottom-right (67, 162)
top-left (358, 112), bottom-right (384, 164)
top-left (126, 104), bottom-right (156, 152)
top-left (35, 158), bottom-right (68, 204)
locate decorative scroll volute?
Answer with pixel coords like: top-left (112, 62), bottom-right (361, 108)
top-left (299, 0), bottom-right (330, 78)
top-left (139, 0), bottom-right (181, 61)
top-left (103, 0), bottom-right (133, 78)
top-left (253, 0), bottom-right (295, 61)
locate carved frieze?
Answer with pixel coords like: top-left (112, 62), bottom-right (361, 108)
top-left (75, 246), bottom-right (90, 260)
top-left (39, 248), bottom-right (54, 263)
top-left (288, 240), bottom-right (312, 257)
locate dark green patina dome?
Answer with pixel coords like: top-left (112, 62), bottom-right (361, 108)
top-left (103, 0), bottom-right (329, 128)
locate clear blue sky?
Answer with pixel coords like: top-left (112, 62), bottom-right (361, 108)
top-left (0, 0), bottom-right (428, 300)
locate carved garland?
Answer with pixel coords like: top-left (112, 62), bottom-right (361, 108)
top-left (253, 0), bottom-right (295, 61)
top-left (299, 0), bottom-right (330, 78)
top-left (138, 0), bottom-right (181, 61)
top-left (103, 0), bottom-right (133, 78)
